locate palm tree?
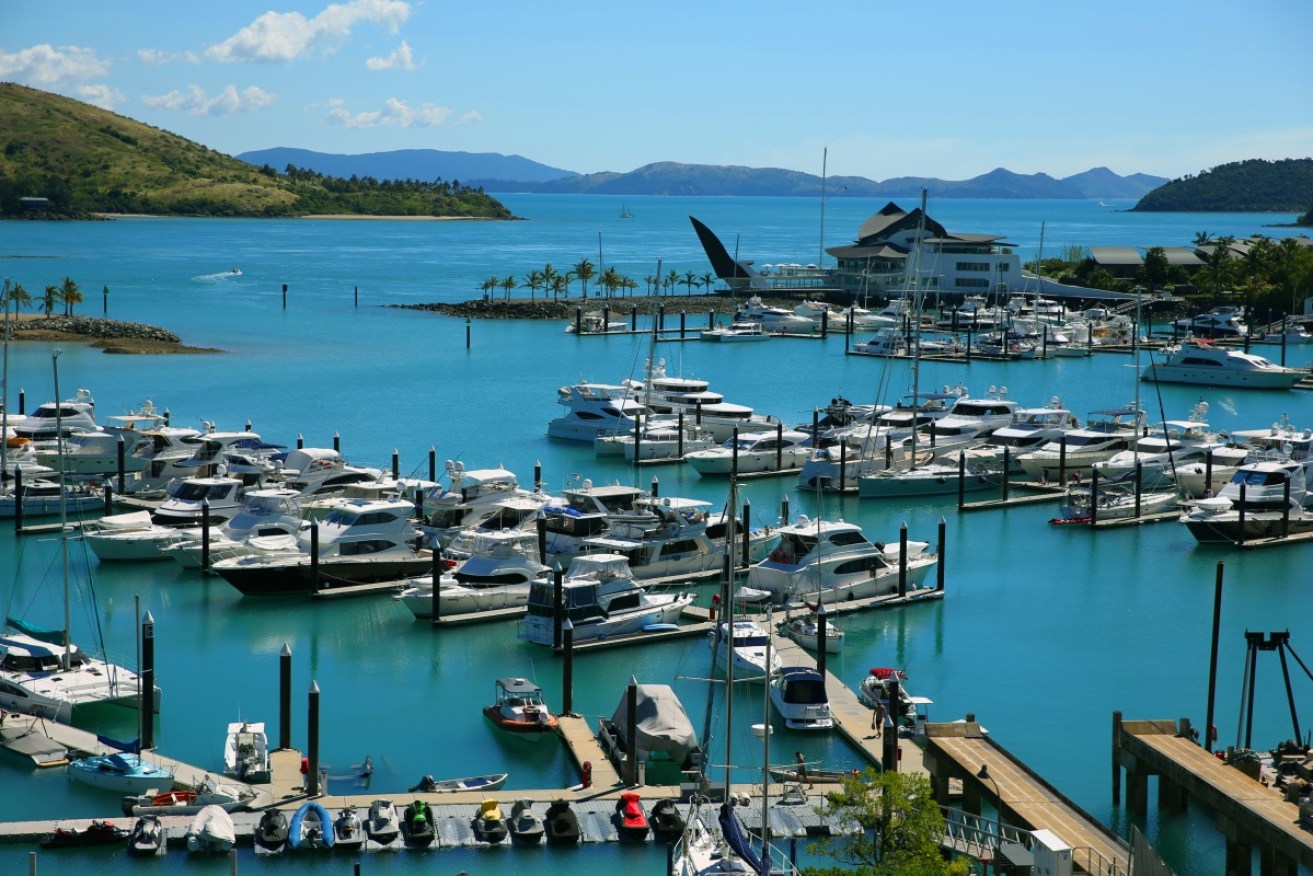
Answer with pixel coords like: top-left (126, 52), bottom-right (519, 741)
top-left (1197, 236), bottom-right (1237, 303)
top-left (60, 276), bottom-right (83, 316)
top-left (1192, 231), bottom-right (1214, 249)
top-left (480, 276), bottom-right (499, 301)
top-left (501, 275), bottom-right (516, 300)
top-left (7, 282), bottom-right (32, 314)
top-left (540, 264), bottom-right (559, 300)
top-left (550, 274), bottom-right (568, 302)
top-left (573, 259), bottom-right (596, 300)
top-left (701, 272), bottom-right (715, 296)
top-left (622, 277), bottom-right (639, 297)
top-left (643, 275), bottom-right (657, 296)
top-left (42, 284), bottom-right (58, 317)
top-left (682, 271), bottom-right (699, 296)
top-left (523, 270), bottom-right (543, 301)
top-left (664, 269), bottom-right (680, 297)
top-left (599, 266), bottom-right (621, 299)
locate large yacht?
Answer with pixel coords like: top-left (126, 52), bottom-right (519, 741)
top-left (1140, 342), bottom-right (1305, 389)
top-left (1180, 459), bottom-right (1313, 543)
top-left (546, 382), bottom-right (646, 442)
top-left (1016, 405), bottom-right (1147, 481)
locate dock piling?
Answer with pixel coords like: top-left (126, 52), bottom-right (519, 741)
top-left (1205, 562), bottom-right (1223, 753)
top-left (626, 677), bottom-right (639, 786)
top-left (332, 432), bottom-right (340, 453)
top-left (102, 483), bottom-right (112, 517)
top-left (391, 449), bottom-right (399, 480)
top-left (429, 446), bottom-right (437, 482)
top-left (140, 610), bottom-right (155, 751)
top-left (562, 618), bottom-right (575, 714)
top-left (898, 523), bottom-right (908, 598)
top-left (651, 475), bottom-right (659, 498)
top-left (936, 517), bottom-right (946, 592)
top-left (309, 521), bottom-right (320, 593)
top-left (201, 499), bottom-right (210, 571)
top-left (552, 563), bottom-right (564, 650)
top-left (279, 644), bottom-right (292, 750)
top-left (742, 501), bottom-right (751, 567)
top-left (431, 547), bottom-right (444, 623)
top-left (12, 468), bottom-right (21, 533)
top-left (307, 681), bottom-right (320, 796)
top-left (116, 434), bottom-right (126, 494)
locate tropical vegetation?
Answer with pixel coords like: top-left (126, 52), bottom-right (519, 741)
top-left (1132, 158), bottom-right (1313, 213)
top-left (2, 276), bottom-right (85, 317)
top-left (480, 260), bottom-right (721, 301)
top-left (806, 768), bottom-right (971, 876)
top-left (0, 83), bottom-right (512, 219)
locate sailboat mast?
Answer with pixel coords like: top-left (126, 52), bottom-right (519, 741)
top-left (53, 350), bottom-right (71, 669)
top-left (722, 476), bottom-right (738, 796)
top-left (818, 147), bottom-right (828, 269)
top-left (908, 188), bottom-right (928, 466)
top-left (1, 278), bottom-right (10, 480)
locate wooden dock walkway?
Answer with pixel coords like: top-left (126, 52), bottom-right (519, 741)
top-left (1114, 716), bottom-right (1313, 874)
top-left (924, 720), bottom-right (1130, 876)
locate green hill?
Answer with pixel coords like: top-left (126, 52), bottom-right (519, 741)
top-left (1132, 157), bottom-right (1313, 212)
top-left (0, 83), bottom-right (512, 219)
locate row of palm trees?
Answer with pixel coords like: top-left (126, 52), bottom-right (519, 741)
top-left (480, 259), bottom-right (718, 302)
top-left (1, 276), bottom-right (85, 317)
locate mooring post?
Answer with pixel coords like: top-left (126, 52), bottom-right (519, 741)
top-left (1112, 710), bottom-right (1123, 804)
top-left (430, 546), bottom-right (444, 624)
top-left (651, 475), bottom-right (659, 498)
top-left (626, 676), bottom-right (639, 786)
top-left (307, 681), bottom-right (321, 795)
top-left (574, 307), bottom-right (582, 335)
top-left (562, 618), bottom-right (575, 715)
top-left (677, 410), bottom-right (685, 458)
top-left (465, 317), bottom-right (471, 349)
top-left (781, 494), bottom-right (790, 525)
top-left (309, 521), bottom-right (320, 593)
top-left (279, 644), bottom-right (292, 750)
top-left (296, 434), bottom-right (304, 450)
top-left (533, 460), bottom-right (543, 493)
top-left (552, 562), bottom-right (564, 650)
top-left (742, 501), bottom-right (751, 567)
top-left (883, 678), bottom-right (901, 771)
top-left (1002, 446), bottom-right (1011, 501)
top-left (332, 432), bottom-right (340, 453)
top-left (731, 425), bottom-right (739, 479)
top-left (354, 286), bottom-right (358, 307)
top-left (537, 515), bottom-right (547, 564)
top-left (140, 610), bottom-right (155, 750)
top-left (1205, 562), bottom-right (1224, 752)
top-left (1058, 436), bottom-right (1067, 485)
top-left (201, 499), bottom-right (211, 571)
top-left (936, 516), bottom-right (946, 592)
top-left (13, 467), bottom-right (22, 533)
top-left (116, 434), bottom-right (126, 494)
top-left (957, 452), bottom-right (966, 509)
top-left (898, 522), bottom-right (908, 597)
top-left (1090, 468), bottom-right (1100, 526)
top-left (102, 482), bottom-right (112, 516)
top-left (391, 449), bottom-right (399, 480)
top-left (1134, 461), bottom-right (1143, 518)
top-left (282, 283), bottom-right (287, 308)
top-left (245, 418), bottom-right (252, 432)
top-left (428, 446), bottom-right (437, 482)
top-left (775, 421), bottom-right (784, 471)
top-left (839, 441), bottom-right (848, 492)
top-left (679, 310), bottom-right (686, 340)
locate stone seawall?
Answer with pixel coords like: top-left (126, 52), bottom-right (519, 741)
top-left (393, 294), bottom-right (790, 320)
top-left (13, 315), bottom-right (182, 343)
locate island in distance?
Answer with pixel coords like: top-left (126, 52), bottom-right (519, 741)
top-left (237, 147), bottom-right (1165, 201)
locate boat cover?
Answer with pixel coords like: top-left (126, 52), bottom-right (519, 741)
top-left (718, 803), bottom-right (764, 874)
top-left (608, 684), bottom-right (698, 757)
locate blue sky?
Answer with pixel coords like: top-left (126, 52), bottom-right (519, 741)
top-left (4, 0), bottom-right (1311, 181)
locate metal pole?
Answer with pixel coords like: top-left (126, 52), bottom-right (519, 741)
top-left (279, 643), bottom-right (292, 750)
top-left (552, 563), bottom-right (564, 650)
top-left (1204, 561), bottom-right (1223, 752)
top-left (816, 600), bottom-right (828, 678)
top-left (936, 516), bottom-right (946, 592)
top-left (201, 499), bottom-right (210, 571)
top-left (898, 522), bottom-right (908, 597)
top-left (562, 619), bottom-right (575, 714)
top-left (307, 681), bottom-right (321, 795)
top-left (626, 676), bottom-right (639, 786)
top-left (140, 610), bottom-right (155, 750)
top-left (430, 546), bottom-right (443, 624)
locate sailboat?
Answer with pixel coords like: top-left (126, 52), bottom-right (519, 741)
top-left (0, 351), bottom-right (160, 720)
top-left (672, 477), bottom-right (799, 876)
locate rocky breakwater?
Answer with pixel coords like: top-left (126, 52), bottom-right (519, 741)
top-left (393, 294), bottom-right (780, 320)
top-left (9, 315), bottom-right (219, 354)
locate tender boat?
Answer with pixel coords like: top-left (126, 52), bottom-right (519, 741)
top-left (508, 799), bottom-right (545, 844)
top-left (519, 553), bottom-right (695, 646)
top-left (212, 498), bottom-right (431, 595)
top-left (333, 803), bottom-right (365, 851)
top-left (543, 800), bottom-right (581, 845)
top-left (649, 798), bottom-right (686, 842)
top-left (857, 667), bottom-right (933, 733)
top-left (165, 488), bottom-right (305, 569)
top-left (288, 800), bottom-right (334, 850)
top-left (684, 429), bottom-right (813, 476)
top-left (123, 776), bottom-right (257, 817)
top-left (770, 666), bottom-right (834, 730)
top-left (483, 676), bottom-right (560, 737)
top-left (365, 799), bottom-right (401, 848)
top-left (614, 791), bottom-right (650, 840)
top-left (400, 799), bottom-right (437, 847)
top-left (566, 312), bottom-right (628, 333)
top-left (745, 515), bottom-right (938, 606)
top-left (709, 618), bottom-right (782, 683)
top-left (408, 772), bottom-right (509, 793)
top-left (186, 804), bottom-right (236, 853)
top-left (473, 799), bottom-right (509, 844)
top-left (127, 814), bottom-right (167, 856)
top-left (783, 612), bottom-right (844, 653)
top-left (1141, 341), bottom-right (1305, 389)
top-left (68, 751), bottom-right (174, 794)
top-left (223, 721), bottom-right (271, 783)
top-left (41, 819), bottom-right (129, 848)
top-left (253, 808), bottom-right (290, 854)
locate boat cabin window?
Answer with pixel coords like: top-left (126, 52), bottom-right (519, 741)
top-left (828, 530), bottom-right (872, 548)
top-left (1232, 470), bottom-right (1285, 487)
top-left (834, 556), bottom-right (889, 575)
top-left (1180, 357), bottom-right (1220, 367)
top-left (784, 678), bottom-right (827, 704)
top-left (602, 590), bottom-right (641, 614)
top-left (658, 539), bottom-right (700, 558)
top-left (338, 539), bottom-right (393, 555)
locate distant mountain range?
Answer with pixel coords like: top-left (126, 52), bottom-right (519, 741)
top-left (235, 148), bottom-right (1165, 200)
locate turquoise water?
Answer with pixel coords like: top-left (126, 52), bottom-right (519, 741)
top-left (1, 196), bottom-right (1311, 874)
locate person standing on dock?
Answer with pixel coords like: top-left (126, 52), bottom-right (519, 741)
top-left (872, 700), bottom-right (888, 737)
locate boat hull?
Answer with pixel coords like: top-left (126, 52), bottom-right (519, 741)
top-left (216, 555), bottom-right (432, 595)
top-left (520, 593), bottom-right (694, 645)
top-left (1141, 365), bottom-right (1303, 389)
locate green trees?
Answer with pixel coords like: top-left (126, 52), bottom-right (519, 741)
top-left (41, 284), bottom-right (57, 316)
top-left (681, 271), bottom-right (700, 295)
top-left (500, 275), bottom-right (516, 300)
top-left (5, 282), bottom-right (32, 313)
top-left (810, 768), bottom-right (969, 876)
top-left (59, 276), bottom-right (83, 315)
top-left (573, 259), bottom-right (596, 299)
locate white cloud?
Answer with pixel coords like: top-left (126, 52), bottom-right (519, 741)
top-left (206, 0), bottom-right (412, 63)
top-left (138, 48), bottom-right (201, 66)
top-left (325, 97), bottom-right (450, 129)
top-left (142, 84), bottom-right (277, 117)
top-left (0, 44), bottom-right (110, 86)
top-left (75, 83), bottom-right (126, 109)
top-left (456, 110), bottom-right (481, 125)
top-left (365, 40), bottom-right (416, 71)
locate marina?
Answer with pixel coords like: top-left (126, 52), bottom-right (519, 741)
top-left (1, 195), bottom-right (1312, 876)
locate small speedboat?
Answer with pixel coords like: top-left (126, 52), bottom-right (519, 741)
top-left (770, 667), bottom-right (835, 730)
top-left (186, 805), bottom-right (236, 853)
top-left (288, 800), bottom-right (334, 850)
top-left (333, 804), bottom-right (365, 851)
top-left (127, 814), bottom-right (166, 856)
top-left (508, 799), bottom-right (544, 844)
top-left (41, 819), bottom-right (130, 848)
top-left (365, 799), bottom-right (401, 848)
top-left (408, 772), bottom-right (508, 793)
top-left (68, 752), bottom-right (175, 795)
top-left (223, 721), bottom-right (271, 783)
top-left (784, 612), bottom-right (844, 653)
top-left (401, 799), bottom-right (437, 847)
top-left (544, 799), bottom-right (581, 845)
top-left (253, 808), bottom-right (289, 854)
top-left (473, 798), bottom-right (509, 844)
top-left (483, 676), bottom-right (560, 738)
top-left (614, 791), bottom-right (650, 841)
top-left (649, 798), bottom-right (686, 842)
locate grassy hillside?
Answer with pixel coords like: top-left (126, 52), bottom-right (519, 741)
top-left (0, 83), bottom-right (512, 219)
top-left (1132, 158), bottom-right (1313, 212)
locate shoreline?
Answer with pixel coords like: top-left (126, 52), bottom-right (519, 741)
top-left (6, 313), bottom-right (221, 354)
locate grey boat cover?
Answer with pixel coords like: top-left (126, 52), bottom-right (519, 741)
top-left (609, 684), bottom-right (698, 757)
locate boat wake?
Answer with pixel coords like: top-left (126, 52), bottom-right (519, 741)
top-left (193, 269), bottom-right (243, 282)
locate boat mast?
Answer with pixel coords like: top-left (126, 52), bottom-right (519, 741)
top-left (53, 350), bottom-right (71, 669)
top-left (818, 147), bottom-right (827, 269)
top-left (1, 278), bottom-right (10, 482)
top-left (721, 476), bottom-right (738, 796)
top-left (907, 188), bottom-right (929, 469)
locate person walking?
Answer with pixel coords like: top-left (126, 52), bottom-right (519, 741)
top-left (872, 699), bottom-right (888, 737)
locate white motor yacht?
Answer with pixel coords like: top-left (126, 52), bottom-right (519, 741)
top-left (734, 295), bottom-right (819, 335)
top-left (540, 481), bottom-right (647, 563)
top-left (857, 449), bottom-right (997, 498)
top-left (964, 401), bottom-right (1081, 474)
top-left (0, 479), bottom-right (103, 518)
top-left (699, 321), bottom-right (769, 342)
top-left (423, 462), bottom-right (533, 546)
top-left (745, 515), bottom-right (937, 606)
top-left (1140, 342), bottom-right (1305, 389)
top-left (1017, 405), bottom-right (1147, 481)
top-left (518, 553), bottom-right (695, 645)
top-left (708, 617), bottom-right (781, 683)
top-left (1093, 401), bottom-right (1233, 490)
top-left (1180, 459), bottom-right (1313, 543)
top-left (546, 382), bottom-right (646, 442)
top-left (0, 629), bottom-right (157, 720)
top-left (165, 488), bottom-right (306, 569)
top-left (212, 498), bottom-right (430, 595)
top-left (916, 388), bottom-right (1019, 455)
top-left (443, 493), bottom-right (552, 558)
top-left (769, 667), bottom-right (834, 730)
top-left (277, 447), bottom-right (383, 496)
top-left (12, 389), bottom-right (97, 440)
top-left (1172, 306), bottom-right (1248, 338)
top-left (593, 422), bottom-right (719, 461)
top-left (684, 430), bottom-right (813, 476)
top-left (396, 529), bottom-right (548, 619)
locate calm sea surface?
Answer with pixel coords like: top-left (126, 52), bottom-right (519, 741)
top-left (1, 195), bottom-right (1310, 875)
